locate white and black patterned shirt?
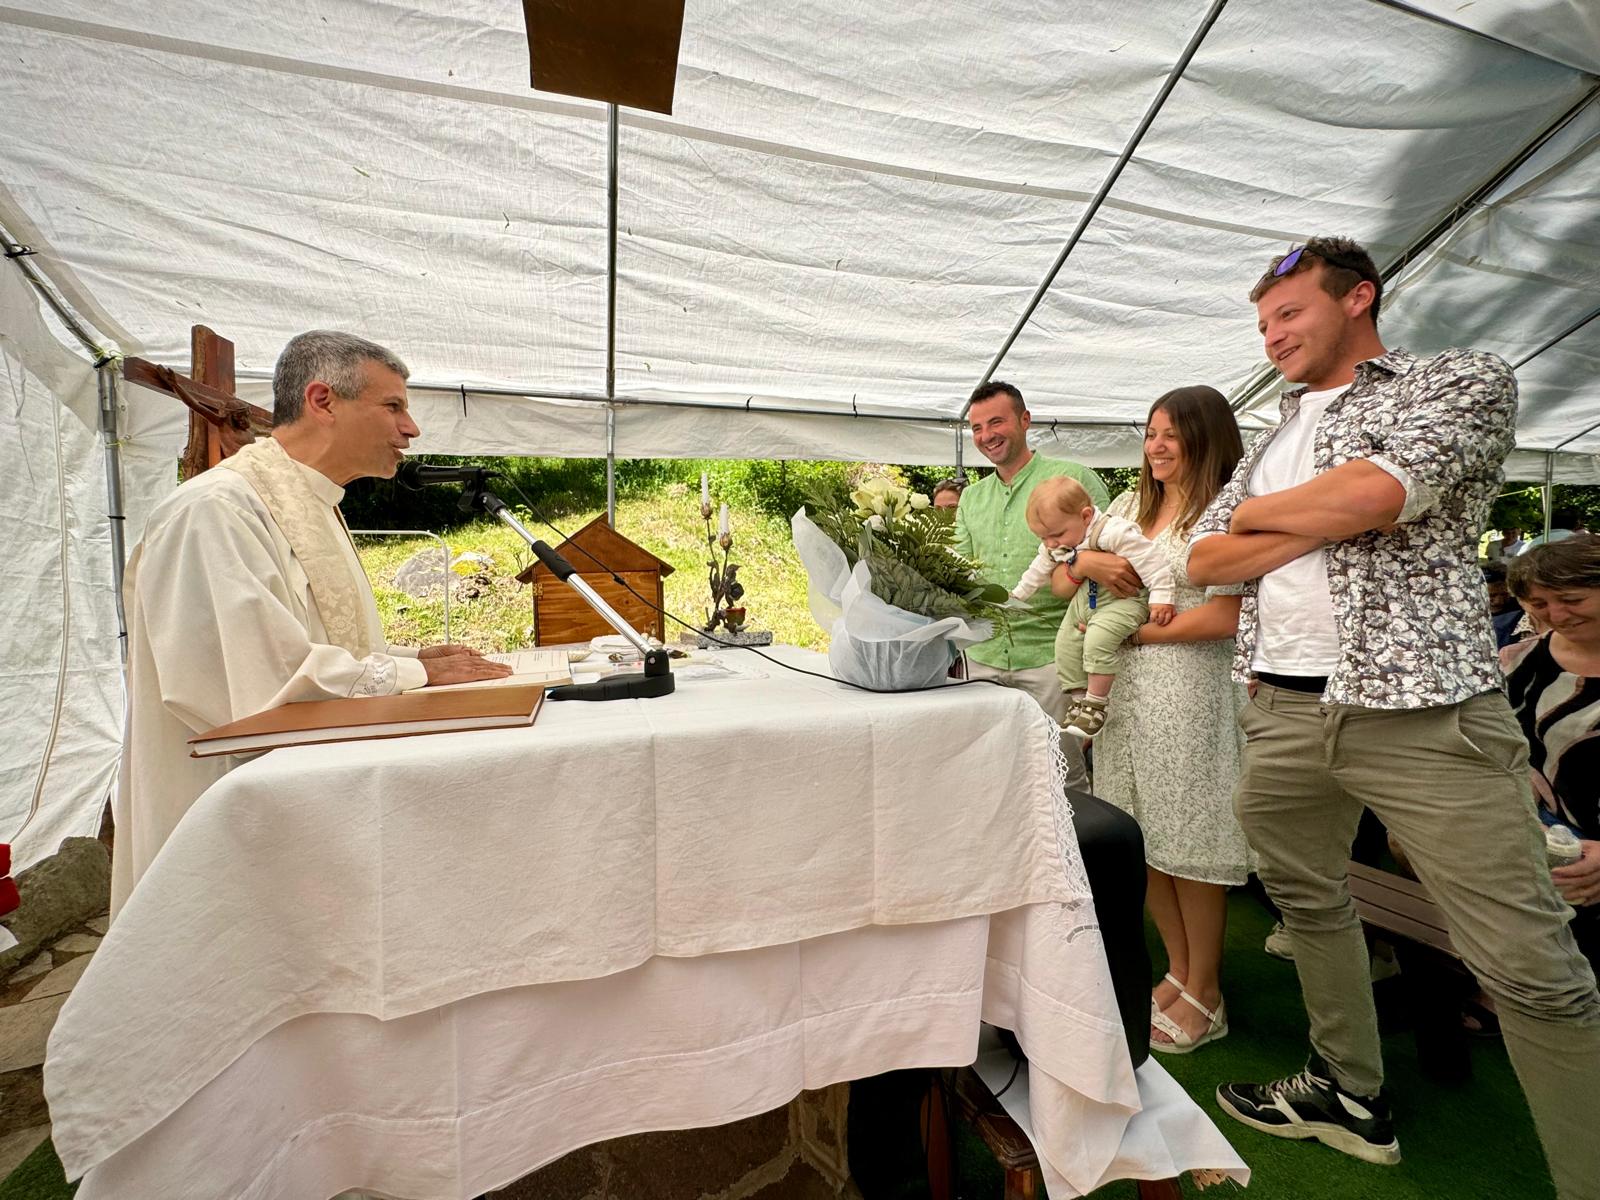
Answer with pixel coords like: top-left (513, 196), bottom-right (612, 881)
top-left (1192, 347), bottom-right (1515, 709)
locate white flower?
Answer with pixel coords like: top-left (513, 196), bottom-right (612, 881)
top-left (909, 493), bottom-right (931, 510)
top-left (865, 514), bottom-right (886, 530)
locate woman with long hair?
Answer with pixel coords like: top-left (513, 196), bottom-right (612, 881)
top-left (1091, 385), bottom-right (1250, 1052)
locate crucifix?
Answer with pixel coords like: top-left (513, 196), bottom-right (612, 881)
top-left (122, 325), bottom-right (273, 477)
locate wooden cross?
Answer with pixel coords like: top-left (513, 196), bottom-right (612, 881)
top-left (122, 325), bottom-right (273, 479)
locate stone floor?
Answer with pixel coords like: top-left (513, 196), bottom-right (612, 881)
top-left (0, 910), bottom-right (106, 1180)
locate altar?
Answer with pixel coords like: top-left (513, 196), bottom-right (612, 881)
top-left (44, 647), bottom-right (1246, 1199)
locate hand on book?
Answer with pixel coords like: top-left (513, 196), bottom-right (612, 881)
top-left (419, 643), bottom-right (488, 660)
top-left (421, 646), bottom-right (514, 687)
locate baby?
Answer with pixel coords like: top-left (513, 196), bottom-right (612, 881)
top-left (1013, 476), bottom-right (1175, 737)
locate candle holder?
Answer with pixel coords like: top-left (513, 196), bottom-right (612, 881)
top-left (695, 483), bottom-right (773, 649)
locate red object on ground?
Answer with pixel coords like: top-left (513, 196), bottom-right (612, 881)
top-left (0, 843), bottom-right (16, 917)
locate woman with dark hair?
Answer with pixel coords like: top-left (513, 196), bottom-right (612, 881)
top-left (1504, 534), bottom-right (1600, 971)
top-left (1091, 385), bottom-right (1250, 1052)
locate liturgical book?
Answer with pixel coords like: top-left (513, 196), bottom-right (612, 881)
top-left (189, 684), bottom-right (546, 757)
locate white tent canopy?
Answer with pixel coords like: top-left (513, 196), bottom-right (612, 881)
top-left (3, 0), bottom-right (1600, 472)
top-left (3, 0), bottom-right (1600, 865)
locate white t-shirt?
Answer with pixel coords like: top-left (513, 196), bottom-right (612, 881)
top-left (1250, 385), bottom-right (1347, 675)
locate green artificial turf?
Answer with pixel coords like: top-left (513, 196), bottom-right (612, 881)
top-left (0, 1138), bottom-right (74, 1200)
top-left (1124, 894), bottom-right (1553, 1200)
top-left (851, 891), bottom-right (1554, 1200)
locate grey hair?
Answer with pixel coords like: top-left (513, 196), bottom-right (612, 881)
top-left (1508, 534), bottom-right (1600, 599)
top-left (272, 330), bottom-right (410, 426)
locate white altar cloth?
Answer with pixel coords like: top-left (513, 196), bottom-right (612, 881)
top-left (46, 648), bottom-right (1246, 1197)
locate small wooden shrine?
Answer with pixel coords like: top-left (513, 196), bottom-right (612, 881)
top-left (517, 517), bottom-right (673, 645)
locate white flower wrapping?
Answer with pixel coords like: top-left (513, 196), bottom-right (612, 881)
top-left (792, 508), bottom-right (992, 691)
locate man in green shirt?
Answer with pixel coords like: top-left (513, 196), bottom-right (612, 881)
top-left (954, 382), bottom-right (1127, 787)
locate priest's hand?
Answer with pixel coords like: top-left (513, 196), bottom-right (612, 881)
top-left (419, 643), bottom-right (484, 660)
top-left (421, 652), bottom-right (513, 686)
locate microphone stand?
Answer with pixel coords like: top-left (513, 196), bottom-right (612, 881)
top-left (457, 481), bottom-right (674, 701)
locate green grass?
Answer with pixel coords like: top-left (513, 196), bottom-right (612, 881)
top-left (355, 489), bottom-right (829, 653)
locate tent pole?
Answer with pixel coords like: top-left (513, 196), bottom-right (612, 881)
top-left (604, 409), bottom-right (617, 524)
top-left (98, 365), bottom-right (128, 662)
top-left (1511, 302), bottom-right (1600, 370)
top-left (605, 102), bottom-right (619, 527)
top-left (2, 237), bottom-right (107, 361)
top-left (963, 0), bottom-right (1230, 414)
top-left (1543, 454), bottom-right (1553, 540)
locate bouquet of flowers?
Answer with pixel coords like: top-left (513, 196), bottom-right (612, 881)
top-left (793, 475), bottom-right (1010, 690)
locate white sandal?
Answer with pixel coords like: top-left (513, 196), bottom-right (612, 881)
top-left (1151, 971), bottom-right (1184, 1019)
top-left (1150, 988), bottom-right (1228, 1054)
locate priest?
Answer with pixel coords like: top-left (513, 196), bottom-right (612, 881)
top-left (112, 331), bottom-right (512, 913)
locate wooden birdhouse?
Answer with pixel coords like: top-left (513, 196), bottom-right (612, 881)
top-left (517, 517), bottom-right (674, 646)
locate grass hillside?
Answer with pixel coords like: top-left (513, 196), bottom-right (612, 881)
top-left (356, 487), bottom-right (828, 652)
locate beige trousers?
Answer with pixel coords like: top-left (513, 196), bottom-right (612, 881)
top-left (1237, 683), bottom-right (1600, 1200)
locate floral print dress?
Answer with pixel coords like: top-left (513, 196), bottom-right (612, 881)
top-left (1093, 491), bottom-right (1253, 885)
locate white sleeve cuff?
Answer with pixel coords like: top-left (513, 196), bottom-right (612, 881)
top-left (1368, 455), bottom-right (1433, 524)
top-left (394, 656), bottom-right (430, 693)
top-left (388, 644), bottom-right (422, 658)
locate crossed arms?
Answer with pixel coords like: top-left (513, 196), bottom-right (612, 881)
top-left (1188, 461), bottom-right (1406, 587)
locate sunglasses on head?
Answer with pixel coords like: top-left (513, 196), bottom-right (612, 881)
top-left (1273, 245), bottom-right (1307, 276)
top-left (1273, 243), bottom-right (1370, 278)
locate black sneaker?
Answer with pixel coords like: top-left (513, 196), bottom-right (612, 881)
top-left (1216, 1055), bottom-right (1401, 1166)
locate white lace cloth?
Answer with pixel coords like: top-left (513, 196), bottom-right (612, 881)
top-left (47, 648), bottom-right (1241, 1198)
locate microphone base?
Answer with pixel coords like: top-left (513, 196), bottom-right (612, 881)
top-left (548, 672), bottom-right (676, 702)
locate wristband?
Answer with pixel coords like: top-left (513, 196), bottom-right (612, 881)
top-left (1062, 563), bottom-right (1083, 587)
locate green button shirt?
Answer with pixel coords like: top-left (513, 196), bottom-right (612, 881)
top-left (954, 453), bottom-right (1110, 671)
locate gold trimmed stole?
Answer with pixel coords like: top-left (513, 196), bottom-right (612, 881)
top-left (215, 438), bottom-right (385, 658)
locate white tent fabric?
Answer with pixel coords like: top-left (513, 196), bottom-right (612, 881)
top-left (2, 0), bottom-right (1599, 472)
top-left (3, 0), bottom-right (1600, 860)
top-left (0, 267), bottom-right (184, 871)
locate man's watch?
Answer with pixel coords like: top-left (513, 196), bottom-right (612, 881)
top-left (1062, 546), bottom-right (1079, 566)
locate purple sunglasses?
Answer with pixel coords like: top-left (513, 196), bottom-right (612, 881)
top-left (1273, 243), bottom-right (1368, 277)
top-left (1274, 245), bottom-right (1307, 276)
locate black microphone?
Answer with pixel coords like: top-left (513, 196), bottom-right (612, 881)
top-left (530, 540), bottom-right (577, 582)
top-left (395, 461), bottom-right (494, 486)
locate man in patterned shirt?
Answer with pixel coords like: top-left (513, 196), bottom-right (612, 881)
top-left (1188, 238), bottom-right (1600, 1195)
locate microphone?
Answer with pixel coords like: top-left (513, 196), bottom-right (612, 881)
top-left (395, 461), bottom-right (494, 486)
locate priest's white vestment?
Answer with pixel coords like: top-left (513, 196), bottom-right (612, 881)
top-left (112, 439), bottom-right (427, 914)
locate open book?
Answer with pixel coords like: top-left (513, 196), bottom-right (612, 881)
top-left (189, 684), bottom-right (546, 758)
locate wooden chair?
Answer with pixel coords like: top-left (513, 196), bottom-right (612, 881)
top-left (1347, 860), bottom-right (1475, 1084)
top-left (923, 1066), bottom-right (1182, 1200)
